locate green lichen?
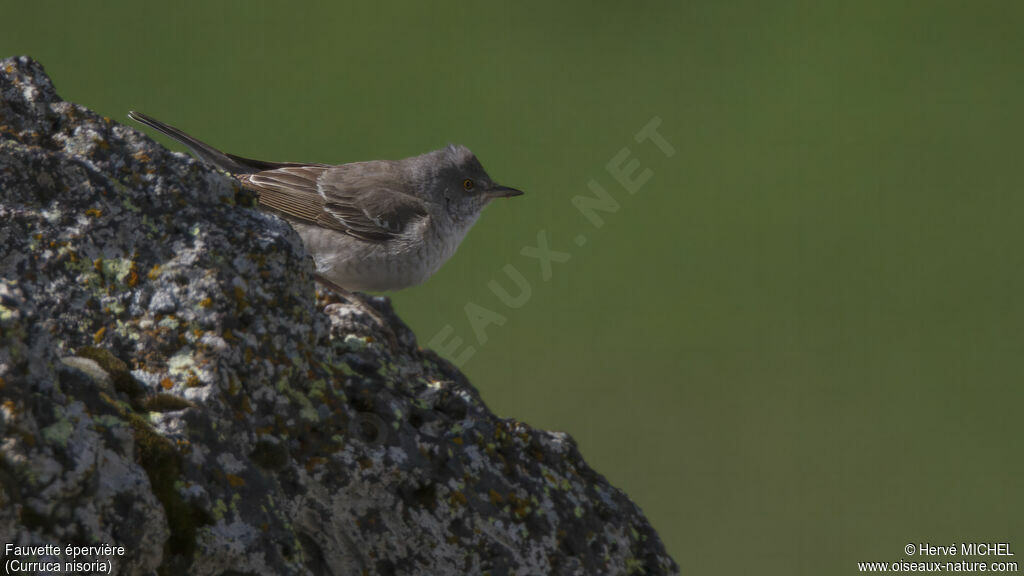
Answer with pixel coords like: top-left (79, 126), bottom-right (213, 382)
top-left (119, 193), bottom-right (141, 213)
top-left (278, 381), bottom-right (318, 423)
top-left (342, 334), bottom-right (367, 350)
top-left (41, 420), bottom-right (73, 447)
top-left (168, 350), bottom-right (195, 374)
top-left (210, 498), bottom-right (227, 521)
top-left (101, 258), bottom-right (133, 284)
top-left (158, 316), bottom-right (180, 330)
top-left (140, 214), bottom-right (160, 236)
top-left (307, 379), bottom-right (327, 400)
top-left (625, 556), bottom-right (647, 575)
top-left (93, 414), bottom-right (126, 429)
top-left (332, 361), bottom-right (356, 377)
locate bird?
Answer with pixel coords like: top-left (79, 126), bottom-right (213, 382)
top-left (127, 111), bottom-right (523, 298)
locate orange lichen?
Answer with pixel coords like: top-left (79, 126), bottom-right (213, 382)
top-left (449, 491), bottom-right (467, 507)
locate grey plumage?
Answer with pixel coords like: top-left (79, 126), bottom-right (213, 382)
top-left (128, 111), bottom-right (522, 292)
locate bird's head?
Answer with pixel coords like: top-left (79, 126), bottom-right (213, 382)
top-left (420, 144), bottom-right (523, 223)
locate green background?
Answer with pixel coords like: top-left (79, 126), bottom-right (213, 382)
top-left (5, 2), bottom-right (1023, 573)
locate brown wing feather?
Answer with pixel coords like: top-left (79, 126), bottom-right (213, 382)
top-left (238, 163), bottom-right (428, 242)
top-left (239, 165), bottom-right (328, 224)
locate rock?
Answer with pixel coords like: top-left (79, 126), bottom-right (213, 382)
top-left (0, 56), bottom-right (678, 575)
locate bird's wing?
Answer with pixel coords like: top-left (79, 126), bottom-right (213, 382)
top-left (240, 163), bottom-right (429, 243)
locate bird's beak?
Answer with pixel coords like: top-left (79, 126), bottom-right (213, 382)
top-left (485, 185), bottom-right (524, 199)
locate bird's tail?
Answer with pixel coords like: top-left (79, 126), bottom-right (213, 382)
top-left (128, 111), bottom-right (292, 174)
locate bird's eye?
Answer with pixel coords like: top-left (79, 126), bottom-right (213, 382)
top-left (463, 179), bottom-right (475, 191)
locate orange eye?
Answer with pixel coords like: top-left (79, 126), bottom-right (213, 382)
top-left (463, 179), bottom-right (475, 191)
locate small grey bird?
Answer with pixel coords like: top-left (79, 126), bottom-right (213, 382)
top-left (127, 111), bottom-right (522, 294)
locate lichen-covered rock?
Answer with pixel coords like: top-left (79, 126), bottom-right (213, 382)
top-left (0, 56), bottom-right (678, 575)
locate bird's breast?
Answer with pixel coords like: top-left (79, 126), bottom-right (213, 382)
top-left (293, 218), bottom-right (472, 292)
